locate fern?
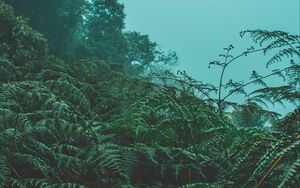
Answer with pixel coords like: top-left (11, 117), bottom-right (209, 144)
top-left (1, 1), bottom-right (300, 187)
top-left (278, 157), bottom-right (300, 188)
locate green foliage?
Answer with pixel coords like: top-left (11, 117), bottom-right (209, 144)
top-left (125, 31), bottom-right (178, 75)
top-left (3, 0), bottom-right (86, 61)
top-left (3, 0), bottom-right (176, 76)
top-left (85, 0), bottom-right (128, 63)
top-left (0, 1), bottom-right (299, 187)
top-left (230, 102), bottom-right (279, 128)
top-left (0, 1), bottom-right (48, 65)
top-left (152, 29), bottom-right (300, 187)
top-left (242, 29), bottom-right (300, 110)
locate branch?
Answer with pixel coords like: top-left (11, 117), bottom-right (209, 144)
top-left (276, 35), bottom-right (300, 57)
top-left (217, 48), bottom-right (231, 116)
top-left (221, 66), bottom-right (292, 102)
top-left (216, 47), bottom-right (266, 116)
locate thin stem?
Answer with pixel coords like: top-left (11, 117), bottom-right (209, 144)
top-left (219, 36), bottom-right (300, 104)
top-left (217, 49), bottom-right (230, 116)
top-left (217, 48), bottom-right (266, 116)
top-left (256, 155), bottom-right (285, 188)
top-left (221, 66), bottom-right (292, 102)
top-left (226, 48), bottom-right (266, 67)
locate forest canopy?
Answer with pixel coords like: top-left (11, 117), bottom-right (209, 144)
top-left (0, 0), bottom-right (299, 187)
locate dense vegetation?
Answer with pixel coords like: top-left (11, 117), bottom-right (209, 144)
top-left (0, 0), bottom-right (299, 187)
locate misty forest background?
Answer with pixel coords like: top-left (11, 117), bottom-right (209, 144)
top-left (0, 0), bottom-right (299, 187)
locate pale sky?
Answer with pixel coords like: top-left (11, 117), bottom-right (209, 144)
top-left (120, 0), bottom-right (300, 114)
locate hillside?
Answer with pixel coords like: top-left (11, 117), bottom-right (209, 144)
top-left (0, 1), bottom-right (299, 187)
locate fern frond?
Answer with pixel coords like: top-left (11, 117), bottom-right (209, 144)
top-left (179, 182), bottom-right (222, 188)
top-left (0, 154), bottom-right (10, 186)
top-left (276, 107), bottom-right (300, 134)
top-left (11, 178), bottom-right (49, 188)
top-left (278, 157), bottom-right (300, 188)
top-left (13, 153), bottom-right (53, 177)
top-left (46, 79), bottom-right (91, 112)
top-left (47, 183), bottom-right (87, 188)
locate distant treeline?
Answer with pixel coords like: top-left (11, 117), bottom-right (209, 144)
top-left (4, 0), bottom-right (177, 74)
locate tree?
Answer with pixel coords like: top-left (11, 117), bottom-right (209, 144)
top-left (86, 0), bottom-right (128, 63)
top-left (1, 1), bottom-right (299, 187)
top-left (0, 1), bottom-right (48, 66)
top-left (3, 0), bottom-right (86, 61)
top-left (124, 32), bottom-right (157, 73)
top-left (125, 31), bottom-right (179, 75)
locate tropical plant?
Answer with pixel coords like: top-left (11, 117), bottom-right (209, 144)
top-left (0, 1), bottom-right (299, 187)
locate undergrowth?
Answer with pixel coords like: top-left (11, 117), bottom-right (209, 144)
top-left (0, 1), bottom-right (299, 187)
